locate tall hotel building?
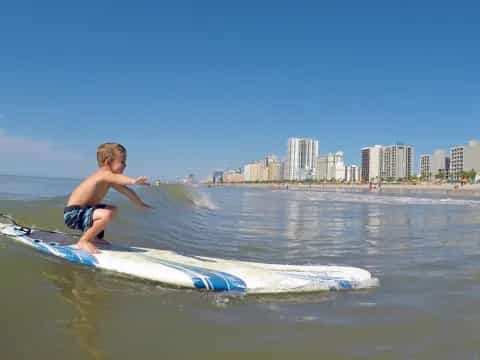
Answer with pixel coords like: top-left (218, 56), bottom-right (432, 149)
top-left (381, 144), bottom-right (414, 179)
top-left (314, 151), bottom-right (346, 181)
top-left (315, 155), bottom-right (328, 180)
top-left (361, 145), bottom-right (382, 182)
top-left (286, 138), bottom-right (319, 181)
top-left (420, 154), bottom-right (431, 179)
top-left (346, 165), bottom-right (360, 183)
top-left (450, 140), bottom-right (480, 180)
top-left (449, 146), bottom-right (464, 181)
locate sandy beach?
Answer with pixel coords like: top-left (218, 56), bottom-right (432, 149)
top-left (214, 182), bottom-right (480, 197)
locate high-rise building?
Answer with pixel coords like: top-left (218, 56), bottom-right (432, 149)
top-left (286, 138), bottom-right (319, 181)
top-left (267, 159), bottom-right (283, 181)
top-left (315, 155), bottom-right (328, 181)
top-left (448, 140), bottom-right (480, 181)
top-left (361, 145), bottom-right (383, 182)
top-left (381, 144), bottom-right (414, 180)
top-left (431, 149), bottom-right (448, 179)
top-left (420, 154), bottom-right (431, 180)
top-left (361, 148), bottom-right (370, 182)
top-left (449, 146), bottom-right (464, 181)
top-left (334, 151), bottom-right (346, 181)
top-left (327, 152), bottom-right (336, 180)
top-left (314, 152), bottom-right (346, 181)
top-left (346, 165), bottom-right (360, 183)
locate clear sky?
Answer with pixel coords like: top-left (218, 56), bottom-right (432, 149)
top-left (1, 1), bottom-right (479, 180)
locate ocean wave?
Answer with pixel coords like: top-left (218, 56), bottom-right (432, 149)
top-left (302, 191), bottom-right (480, 207)
top-left (152, 184), bottom-right (218, 210)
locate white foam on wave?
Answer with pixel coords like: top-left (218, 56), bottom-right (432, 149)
top-left (190, 188), bottom-right (219, 210)
top-left (303, 191), bottom-right (480, 207)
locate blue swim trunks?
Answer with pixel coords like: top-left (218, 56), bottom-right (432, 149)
top-left (63, 204), bottom-right (108, 239)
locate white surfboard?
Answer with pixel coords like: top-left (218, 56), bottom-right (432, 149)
top-left (0, 222), bottom-right (379, 294)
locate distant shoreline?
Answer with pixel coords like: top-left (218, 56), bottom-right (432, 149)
top-left (208, 182), bottom-right (480, 197)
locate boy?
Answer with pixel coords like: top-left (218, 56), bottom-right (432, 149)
top-left (64, 143), bottom-right (151, 254)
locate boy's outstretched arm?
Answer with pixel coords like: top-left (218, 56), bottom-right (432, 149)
top-left (104, 172), bottom-right (150, 186)
top-left (112, 184), bottom-right (152, 208)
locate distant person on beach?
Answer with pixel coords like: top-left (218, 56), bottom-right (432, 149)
top-left (64, 143), bottom-right (151, 254)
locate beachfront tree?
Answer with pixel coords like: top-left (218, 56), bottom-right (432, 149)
top-left (460, 169), bottom-right (477, 183)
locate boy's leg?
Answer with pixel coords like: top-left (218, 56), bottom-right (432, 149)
top-left (76, 206), bottom-right (117, 254)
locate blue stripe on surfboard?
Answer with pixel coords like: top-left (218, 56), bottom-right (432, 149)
top-left (2, 225), bottom-right (357, 292)
top-left (282, 271), bottom-right (353, 290)
top-left (147, 257), bottom-right (247, 292)
top-left (1, 225), bottom-right (98, 267)
top-left (21, 229), bottom-right (244, 291)
top-left (22, 231), bottom-right (243, 291)
top-left (31, 239), bottom-right (97, 267)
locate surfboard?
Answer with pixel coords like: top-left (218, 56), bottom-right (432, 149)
top-left (0, 222), bottom-right (379, 294)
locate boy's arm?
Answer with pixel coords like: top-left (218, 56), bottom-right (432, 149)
top-left (112, 184), bottom-right (152, 208)
top-left (104, 172), bottom-right (149, 186)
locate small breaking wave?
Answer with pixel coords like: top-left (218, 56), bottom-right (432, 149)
top-left (152, 184), bottom-right (218, 210)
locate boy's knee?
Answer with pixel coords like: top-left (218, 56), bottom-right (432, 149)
top-left (98, 208), bottom-right (116, 223)
top-left (106, 208), bottom-right (117, 220)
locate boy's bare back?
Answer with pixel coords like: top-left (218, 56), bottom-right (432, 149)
top-left (67, 169), bottom-right (112, 207)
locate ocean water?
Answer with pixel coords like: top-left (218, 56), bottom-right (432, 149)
top-left (1, 174), bottom-right (480, 359)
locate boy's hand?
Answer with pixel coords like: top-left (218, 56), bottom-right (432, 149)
top-left (134, 176), bottom-right (150, 185)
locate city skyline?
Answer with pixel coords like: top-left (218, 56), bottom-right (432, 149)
top-left (216, 136), bottom-right (479, 183)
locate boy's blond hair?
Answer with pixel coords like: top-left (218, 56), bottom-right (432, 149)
top-left (97, 143), bottom-right (127, 167)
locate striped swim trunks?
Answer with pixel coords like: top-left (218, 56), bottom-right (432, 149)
top-left (63, 204), bottom-right (108, 239)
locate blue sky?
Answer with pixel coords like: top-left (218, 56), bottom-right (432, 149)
top-left (1, 1), bottom-right (479, 180)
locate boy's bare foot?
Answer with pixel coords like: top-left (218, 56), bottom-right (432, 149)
top-left (76, 241), bottom-right (101, 254)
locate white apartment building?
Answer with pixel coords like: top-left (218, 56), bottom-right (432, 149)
top-left (334, 151), bottom-right (346, 181)
top-left (286, 138), bottom-right (319, 181)
top-left (419, 154), bottom-right (431, 180)
top-left (381, 144), bottom-right (414, 180)
top-left (326, 153), bottom-right (336, 180)
top-left (448, 140), bottom-right (480, 181)
top-left (361, 145), bottom-right (382, 182)
top-left (346, 165), bottom-right (360, 183)
top-left (449, 146), bottom-right (464, 181)
top-left (314, 152), bottom-right (346, 181)
top-left (315, 155), bottom-right (328, 180)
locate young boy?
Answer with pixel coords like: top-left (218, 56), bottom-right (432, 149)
top-left (64, 143), bottom-right (151, 254)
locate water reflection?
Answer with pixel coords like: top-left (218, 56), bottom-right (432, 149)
top-left (42, 263), bottom-right (106, 360)
top-left (285, 196), bottom-right (303, 242)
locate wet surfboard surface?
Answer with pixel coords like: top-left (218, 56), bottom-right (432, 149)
top-left (0, 223), bottom-right (379, 294)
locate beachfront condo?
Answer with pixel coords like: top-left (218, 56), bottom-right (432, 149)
top-left (286, 138), bottom-right (319, 181)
